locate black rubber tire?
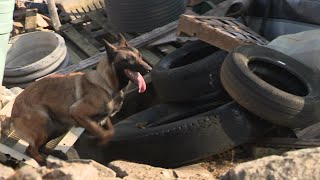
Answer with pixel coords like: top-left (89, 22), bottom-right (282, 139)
top-left (4, 53), bottom-right (70, 88)
top-left (94, 102), bottom-right (271, 168)
top-left (4, 31), bottom-right (67, 76)
top-left (3, 46), bottom-right (68, 84)
top-left (105, 0), bottom-right (186, 32)
top-left (152, 40), bottom-right (229, 103)
top-left (220, 45), bottom-right (320, 129)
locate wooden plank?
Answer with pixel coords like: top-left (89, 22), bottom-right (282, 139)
top-left (67, 46), bottom-right (83, 64)
top-left (60, 23), bottom-right (100, 57)
top-left (70, 10), bottom-right (81, 20)
top-left (77, 28), bottom-right (103, 48)
top-left (91, 29), bottom-right (107, 38)
top-left (177, 15), bottom-right (268, 52)
top-left (75, 7), bottom-right (86, 18)
top-left (25, 8), bottom-right (37, 33)
top-left (128, 20), bottom-right (178, 48)
top-left (47, 0), bottom-right (62, 31)
top-left (52, 21), bottom-right (178, 75)
top-left (148, 31), bottom-right (178, 47)
top-left (0, 143), bottom-right (40, 168)
top-left (86, 11), bottom-right (116, 35)
top-left (64, 38), bottom-right (89, 60)
top-left (70, 16), bottom-right (90, 25)
top-left (139, 48), bottom-right (161, 67)
top-left (53, 127), bottom-right (85, 153)
top-left (87, 2), bottom-right (97, 11)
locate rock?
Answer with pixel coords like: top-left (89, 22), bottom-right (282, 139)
top-left (36, 14), bottom-right (49, 28)
top-left (221, 147), bottom-right (320, 180)
top-left (0, 86), bottom-right (15, 97)
top-left (108, 160), bottom-right (176, 179)
top-left (0, 163), bottom-right (15, 179)
top-left (67, 159), bottom-right (116, 178)
top-left (65, 147), bottom-right (80, 160)
top-left (0, 97), bottom-right (17, 117)
top-left (7, 166), bottom-right (41, 180)
top-left (39, 158), bottom-right (116, 180)
top-left (173, 164), bottom-right (215, 180)
top-left (108, 160), bottom-right (214, 180)
top-left (250, 146), bottom-right (290, 159)
top-left (0, 86), bottom-right (23, 114)
top-left (9, 87), bottom-right (23, 96)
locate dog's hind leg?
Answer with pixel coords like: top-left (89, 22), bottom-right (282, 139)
top-left (13, 110), bottom-right (51, 166)
top-left (70, 99), bottom-right (115, 145)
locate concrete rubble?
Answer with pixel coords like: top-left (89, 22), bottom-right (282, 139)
top-left (2, 159), bottom-right (215, 180)
top-left (3, 146), bottom-right (320, 180)
top-left (221, 147), bottom-right (320, 180)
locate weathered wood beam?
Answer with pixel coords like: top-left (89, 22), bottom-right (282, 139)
top-left (47, 0), bottom-right (61, 31)
top-left (24, 8), bottom-right (37, 32)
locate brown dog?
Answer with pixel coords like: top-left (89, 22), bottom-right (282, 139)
top-left (1, 34), bottom-right (152, 165)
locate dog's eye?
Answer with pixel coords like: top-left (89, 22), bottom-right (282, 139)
top-left (128, 58), bottom-right (135, 64)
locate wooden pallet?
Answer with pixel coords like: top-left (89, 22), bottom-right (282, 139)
top-left (57, 0), bottom-right (106, 21)
top-left (177, 15), bottom-right (269, 52)
top-left (56, 0), bottom-right (180, 68)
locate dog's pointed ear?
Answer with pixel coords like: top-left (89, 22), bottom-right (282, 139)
top-left (103, 39), bottom-right (117, 60)
top-left (118, 33), bottom-right (129, 47)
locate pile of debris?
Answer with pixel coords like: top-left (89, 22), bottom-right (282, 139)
top-left (1, 0), bottom-right (320, 179)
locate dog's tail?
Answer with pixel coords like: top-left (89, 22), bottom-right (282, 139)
top-left (0, 115), bottom-right (13, 139)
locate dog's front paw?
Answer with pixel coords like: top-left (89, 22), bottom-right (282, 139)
top-left (96, 129), bottom-right (114, 146)
top-left (36, 156), bottom-right (47, 167)
top-left (97, 137), bottom-right (110, 146)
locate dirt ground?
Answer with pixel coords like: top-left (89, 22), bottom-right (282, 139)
top-left (200, 147), bottom-right (253, 178)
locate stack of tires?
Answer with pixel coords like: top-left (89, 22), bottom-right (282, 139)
top-left (75, 40), bottom-right (302, 168)
top-left (220, 44), bottom-right (320, 129)
top-left (3, 31), bottom-right (70, 88)
top-left (105, 0), bottom-right (186, 32)
top-left (73, 0), bottom-right (320, 169)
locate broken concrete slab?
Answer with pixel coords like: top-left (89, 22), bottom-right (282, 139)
top-left (41, 159), bottom-right (117, 179)
top-left (108, 160), bottom-right (176, 179)
top-left (0, 163), bottom-right (15, 179)
top-left (221, 147), bottom-right (320, 180)
top-left (7, 166), bottom-right (41, 180)
top-left (67, 159), bottom-right (117, 178)
top-left (174, 164), bottom-right (215, 180)
top-left (3, 159), bottom-right (215, 180)
top-left (108, 160), bottom-right (215, 180)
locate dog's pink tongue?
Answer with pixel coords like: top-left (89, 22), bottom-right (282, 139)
top-left (136, 72), bottom-right (146, 93)
top-left (125, 69), bottom-right (146, 93)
